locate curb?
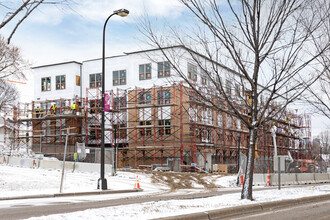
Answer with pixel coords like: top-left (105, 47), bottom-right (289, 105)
top-left (156, 193), bottom-right (330, 220)
top-left (0, 189), bottom-right (143, 201)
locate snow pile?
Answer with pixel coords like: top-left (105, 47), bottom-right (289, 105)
top-left (0, 166), bottom-right (166, 198)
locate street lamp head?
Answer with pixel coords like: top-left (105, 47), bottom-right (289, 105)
top-left (114, 9), bottom-right (129, 17)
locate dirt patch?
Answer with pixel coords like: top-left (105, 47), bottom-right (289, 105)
top-left (121, 169), bottom-right (222, 191)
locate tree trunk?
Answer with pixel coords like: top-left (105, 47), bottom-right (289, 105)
top-left (241, 127), bottom-right (257, 200)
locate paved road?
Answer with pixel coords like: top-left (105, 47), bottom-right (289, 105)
top-left (225, 199), bottom-right (330, 220)
top-left (0, 185), bottom-right (327, 220)
top-left (0, 187), bottom-right (254, 220)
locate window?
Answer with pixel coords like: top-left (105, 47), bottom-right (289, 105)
top-left (235, 83), bottom-right (240, 96)
top-left (226, 79), bottom-right (232, 95)
top-left (139, 91), bottom-right (151, 104)
top-left (139, 64), bottom-right (151, 80)
top-left (139, 108), bottom-right (152, 136)
top-left (113, 124), bottom-right (127, 140)
top-left (201, 76), bottom-right (207, 85)
top-left (56, 75), bottom-right (65, 90)
top-left (113, 70), bottom-right (126, 86)
top-left (90, 73), bottom-right (101, 88)
top-left (114, 96), bottom-right (126, 110)
top-left (188, 63), bottom-right (197, 81)
top-left (76, 76), bottom-right (80, 86)
top-left (227, 115), bottom-right (232, 129)
top-left (55, 119), bottom-right (65, 142)
top-left (217, 113), bottom-right (223, 127)
top-left (159, 119), bottom-right (171, 135)
top-left (157, 90), bottom-right (170, 104)
top-left (236, 118), bottom-right (241, 130)
top-left (41, 77), bottom-right (51, 91)
top-left (89, 99), bottom-right (100, 114)
top-left (140, 121), bottom-right (152, 136)
top-left (158, 61), bottom-right (170, 78)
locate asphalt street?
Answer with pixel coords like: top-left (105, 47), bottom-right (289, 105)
top-left (0, 185), bottom-right (328, 220)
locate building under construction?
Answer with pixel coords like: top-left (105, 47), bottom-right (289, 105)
top-left (1, 46), bottom-right (312, 173)
top-left (3, 83), bottom-right (312, 173)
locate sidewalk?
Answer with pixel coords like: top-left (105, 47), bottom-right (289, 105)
top-left (0, 189), bottom-right (143, 201)
top-left (157, 193), bottom-right (330, 220)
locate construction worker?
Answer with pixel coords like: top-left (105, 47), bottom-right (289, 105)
top-left (35, 106), bottom-right (40, 118)
top-left (74, 152), bottom-right (78, 162)
top-left (50, 103), bottom-right (57, 115)
top-left (71, 102), bottom-right (76, 115)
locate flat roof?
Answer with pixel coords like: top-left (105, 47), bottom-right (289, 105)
top-left (32, 61), bottom-right (82, 69)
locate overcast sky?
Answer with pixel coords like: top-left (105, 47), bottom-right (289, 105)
top-left (1, 0), bottom-right (329, 136)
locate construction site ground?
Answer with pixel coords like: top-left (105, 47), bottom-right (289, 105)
top-left (122, 169), bottom-right (223, 191)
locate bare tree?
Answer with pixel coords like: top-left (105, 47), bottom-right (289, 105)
top-left (0, 35), bottom-right (27, 79)
top-left (140, 0), bottom-right (329, 200)
top-left (305, 0), bottom-right (330, 120)
top-left (0, 78), bottom-right (19, 110)
top-left (0, 0), bottom-right (74, 108)
top-left (0, 0), bottom-right (73, 44)
top-left (318, 130), bottom-right (330, 154)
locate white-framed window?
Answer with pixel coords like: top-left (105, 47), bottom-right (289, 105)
top-left (236, 118), bottom-right (241, 130)
top-left (227, 115), bottom-right (232, 129)
top-left (158, 61), bottom-right (170, 78)
top-left (139, 108), bottom-right (152, 136)
top-left (113, 70), bottom-right (126, 86)
top-left (188, 63), bottom-right (197, 81)
top-left (89, 73), bottom-right (101, 88)
top-left (56, 75), bottom-right (65, 90)
top-left (139, 64), bottom-right (151, 80)
top-left (41, 77), bottom-right (51, 91)
top-left (217, 113), bottom-right (223, 127)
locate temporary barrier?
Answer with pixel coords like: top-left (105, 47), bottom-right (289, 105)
top-left (0, 156), bottom-right (9, 165)
top-left (280, 173), bottom-right (297, 185)
top-left (7, 156), bottom-right (24, 167)
top-left (39, 160), bottom-right (74, 171)
top-left (252, 174), bottom-right (266, 186)
top-left (314, 173), bottom-right (330, 183)
top-left (74, 162), bottom-right (113, 175)
top-left (296, 173), bottom-right (315, 184)
top-left (6, 157), bottom-right (39, 169)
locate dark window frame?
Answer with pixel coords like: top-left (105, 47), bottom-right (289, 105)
top-left (157, 90), bottom-right (171, 105)
top-left (139, 63), bottom-right (152, 80)
top-left (157, 61), bottom-right (170, 78)
top-left (139, 91), bottom-right (152, 104)
top-left (56, 75), bottom-right (66, 90)
top-left (188, 63), bottom-right (197, 81)
top-left (41, 77), bottom-right (51, 92)
top-left (89, 73), bottom-right (101, 88)
top-left (158, 119), bottom-right (171, 136)
top-left (113, 70), bottom-right (127, 86)
top-left (139, 120), bottom-right (152, 136)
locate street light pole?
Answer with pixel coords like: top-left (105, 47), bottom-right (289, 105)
top-left (98, 9), bottom-right (129, 190)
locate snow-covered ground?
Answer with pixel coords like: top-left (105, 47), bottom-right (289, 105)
top-left (1, 164), bottom-right (330, 220)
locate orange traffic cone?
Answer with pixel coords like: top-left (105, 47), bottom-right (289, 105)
top-left (240, 166), bottom-right (244, 186)
top-left (134, 175), bottom-right (140, 189)
top-left (266, 168), bottom-right (270, 186)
